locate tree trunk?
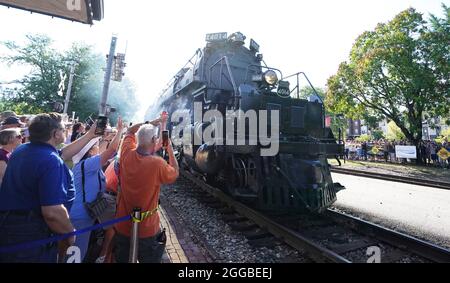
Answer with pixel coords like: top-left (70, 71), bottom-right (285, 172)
top-left (412, 139), bottom-right (422, 165)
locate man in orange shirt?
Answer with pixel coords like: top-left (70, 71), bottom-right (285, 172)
top-left (114, 117), bottom-right (179, 263)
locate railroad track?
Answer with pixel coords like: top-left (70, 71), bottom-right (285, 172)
top-left (330, 166), bottom-right (450, 190)
top-left (180, 169), bottom-right (450, 263)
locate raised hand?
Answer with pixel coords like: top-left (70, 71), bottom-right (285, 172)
top-left (127, 123), bottom-right (144, 135)
top-left (86, 122), bottom-right (100, 137)
top-left (161, 111), bottom-right (169, 123)
top-left (116, 116), bottom-right (124, 132)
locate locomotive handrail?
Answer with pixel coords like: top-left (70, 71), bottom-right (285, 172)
top-left (282, 72), bottom-right (323, 103)
top-left (208, 56), bottom-right (239, 109)
top-left (245, 65), bottom-right (283, 85)
top-left (283, 72), bottom-right (326, 129)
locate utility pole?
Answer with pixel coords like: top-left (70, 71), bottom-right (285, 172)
top-left (63, 63), bottom-right (76, 116)
top-left (99, 35), bottom-right (118, 116)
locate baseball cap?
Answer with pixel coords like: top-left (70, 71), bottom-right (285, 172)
top-left (2, 116), bottom-right (25, 126)
top-left (72, 137), bottom-right (101, 164)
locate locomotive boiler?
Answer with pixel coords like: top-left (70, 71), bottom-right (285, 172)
top-left (145, 32), bottom-right (344, 213)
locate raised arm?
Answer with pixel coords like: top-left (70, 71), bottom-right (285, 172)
top-left (60, 123), bottom-right (100, 162)
top-left (166, 139), bottom-right (179, 174)
top-left (119, 122), bottom-right (144, 160)
top-left (100, 117), bottom-right (124, 166)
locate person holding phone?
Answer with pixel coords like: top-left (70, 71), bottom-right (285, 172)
top-left (95, 116), bottom-right (108, 136)
top-left (66, 117), bottom-right (124, 262)
top-left (114, 112), bottom-right (179, 263)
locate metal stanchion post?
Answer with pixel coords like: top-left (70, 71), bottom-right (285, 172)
top-left (129, 208), bottom-right (141, 263)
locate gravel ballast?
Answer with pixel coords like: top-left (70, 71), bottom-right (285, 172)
top-left (160, 181), bottom-right (310, 263)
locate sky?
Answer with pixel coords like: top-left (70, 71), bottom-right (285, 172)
top-left (0, 0), bottom-right (447, 120)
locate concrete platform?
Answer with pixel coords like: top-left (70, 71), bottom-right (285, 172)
top-left (159, 204), bottom-right (213, 263)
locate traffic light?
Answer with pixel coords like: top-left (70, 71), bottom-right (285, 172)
top-left (111, 53), bottom-right (126, 82)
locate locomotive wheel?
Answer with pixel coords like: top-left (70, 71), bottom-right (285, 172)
top-left (225, 157), bottom-right (246, 198)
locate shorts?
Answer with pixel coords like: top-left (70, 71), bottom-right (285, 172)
top-left (113, 230), bottom-right (166, 263)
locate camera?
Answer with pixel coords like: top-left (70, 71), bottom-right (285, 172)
top-left (95, 116), bottom-right (108, 136)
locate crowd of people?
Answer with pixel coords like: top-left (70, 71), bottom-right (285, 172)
top-left (0, 110), bottom-right (179, 263)
top-left (344, 139), bottom-right (450, 168)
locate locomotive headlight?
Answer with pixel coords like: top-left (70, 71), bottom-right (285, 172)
top-left (264, 70), bottom-right (278, 85)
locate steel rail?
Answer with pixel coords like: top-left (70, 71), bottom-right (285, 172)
top-left (325, 209), bottom-right (450, 263)
top-left (181, 170), bottom-right (350, 263)
top-left (330, 166), bottom-right (450, 190)
top-left (180, 169), bottom-right (450, 263)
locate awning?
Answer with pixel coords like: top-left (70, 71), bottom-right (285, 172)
top-left (0, 0), bottom-right (104, 24)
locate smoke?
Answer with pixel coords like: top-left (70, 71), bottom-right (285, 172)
top-left (144, 94), bottom-right (190, 121)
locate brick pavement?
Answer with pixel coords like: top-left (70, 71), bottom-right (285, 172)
top-left (159, 202), bottom-right (214, 263)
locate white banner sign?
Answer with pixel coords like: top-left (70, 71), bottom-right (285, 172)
top-left (395, 145), bottom-right (417, 159)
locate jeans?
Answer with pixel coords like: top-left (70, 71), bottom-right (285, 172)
top-left (0, 211), bottom-right (57, 263)
top-left (113, 230), bottom-right (166, 263)
top-left (362, 149), bottom-right (368, 160)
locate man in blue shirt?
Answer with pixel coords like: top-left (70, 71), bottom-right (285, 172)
top-left (0, 113), bottom-right (100, 263)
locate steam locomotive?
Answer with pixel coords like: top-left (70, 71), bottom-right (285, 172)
top-left (145, 32), bottom-right (344, 213)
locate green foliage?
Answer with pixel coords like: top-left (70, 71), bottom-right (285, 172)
top-left (299, 86), bottom-right (325, 100)
top-left (372, 130), bottom-right (385, 140)
top-left (0, 34), bottom-right (139, 122)
top-left (355, 134), bottom-right (371, 142)
top-left (435, 128), bottom-right (450, 144)
top-left (386, 121), bottom-right (406, 141)
top-left (326, 115), bottom-right (346, 141)
top-left (326, 6), bottom-right (450, 145)
top-left (442, 128), bottom-right (450, 139)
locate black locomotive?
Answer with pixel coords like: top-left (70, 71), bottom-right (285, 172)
top-left (145, 32), bottom-right (344, 213)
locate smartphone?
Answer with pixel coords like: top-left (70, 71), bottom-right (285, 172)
top-left (95, 116), bottom-right (108, 136)
top-left (162, 130), bottom-right (169, 148)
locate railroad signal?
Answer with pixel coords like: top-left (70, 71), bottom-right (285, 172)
top-left (110, 53), bottom-right (126, 82)
top-left (57, 70), bottom-right (67, 97)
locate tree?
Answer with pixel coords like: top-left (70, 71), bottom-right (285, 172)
top-left (386, 121), bottom-right (406, 142)
top-left (1, 35), bottom-right (65, 114)
top-left (435, 128), bottom-right (450, 144)
top-left (326, 6), bottom-right (449, 160)
top-left (372, 130), bottom-right (385, 140)
top-left (356, 134), bottom-right (371, 142)
top-left (0, 34), bottom-right (139, 122)
top-left (298, 86), bottom-right (325, 100)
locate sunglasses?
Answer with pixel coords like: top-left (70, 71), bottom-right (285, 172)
top-left (16, 135), bottom-right (22, 139)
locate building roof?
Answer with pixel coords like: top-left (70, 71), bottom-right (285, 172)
top-left (0, 0), bottom-right (104, 24)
